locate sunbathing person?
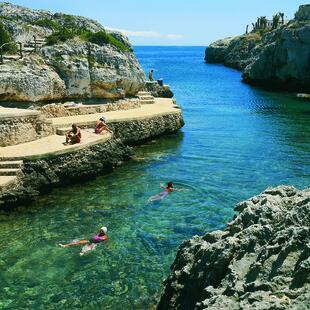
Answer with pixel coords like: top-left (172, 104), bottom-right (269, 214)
top-left (65, 124), bottom-right (81, 145)
top-left (95, 116), bottom-right (113, 134)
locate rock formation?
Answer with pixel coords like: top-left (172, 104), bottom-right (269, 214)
top-left (0, 2), bottom-right (145, 102)
top-left (158, 185), bottom-right (310, 309)
top-left (205, 5), bottom-right (310, 92)
top-left (144, 81), bottom-right (174, 98)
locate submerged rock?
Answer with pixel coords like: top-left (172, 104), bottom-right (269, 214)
top-left (157, 185), bottom-right (310, 309)
top-left (205, 5), bottom-right (310, 92)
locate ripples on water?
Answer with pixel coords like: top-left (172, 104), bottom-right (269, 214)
top-left (0, 46), bottom-right (309, 309)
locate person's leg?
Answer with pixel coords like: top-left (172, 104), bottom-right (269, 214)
top-left (65, 133), bottom-right (72, 144)
top-left (70, 136), bottom-right (80, 144)
top-left (59, 240), bottom-right (89, 247)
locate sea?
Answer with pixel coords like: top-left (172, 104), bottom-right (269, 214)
top-left (0, 46), bottom-right (309, 309)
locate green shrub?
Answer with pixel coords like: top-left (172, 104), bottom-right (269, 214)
top-left (46, 28), bottom-right (75, 45)
top-left (82, 30), bottom-right (130, 52)
top-left (0, 22), bottom-right (17, 53)
top-left (34, 18), bottom-right (61, 31)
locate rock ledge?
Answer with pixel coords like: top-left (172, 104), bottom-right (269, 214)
top-left (158, 185), bottom-right (310, 309)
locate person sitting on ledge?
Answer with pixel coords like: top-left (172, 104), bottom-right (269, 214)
top-left (64, 124), bottom-right (81, 145)
top-left (95, 116), bottom-right (113, 134)
top-left (148, 69), bottom-right (154, 81)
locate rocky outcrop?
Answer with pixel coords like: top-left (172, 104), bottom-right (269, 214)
top-left (158, 185), bottom-right (310, 310)
top-left (0, 3), bottom-right (146, 102)
top-left (205, 34), bottom-right (262, 70)
top-left (205, 5), bottom-right (310, 92)
top-left (144, 81), bottom-right (174, 98)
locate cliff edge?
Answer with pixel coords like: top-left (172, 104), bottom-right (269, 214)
top-left (158, 185), bottom-right (310, 309)
top-left (0, 2), bottom-right (145, 102)
top-left (205, 5), bottom-right (310, 92)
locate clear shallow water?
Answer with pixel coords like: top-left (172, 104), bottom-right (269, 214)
top-left (1, 46), bottom-right (310, 309)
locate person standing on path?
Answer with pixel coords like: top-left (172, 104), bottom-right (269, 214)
top-left (149, 69), bottom-right (154, 81)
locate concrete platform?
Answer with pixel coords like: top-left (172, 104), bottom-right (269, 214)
top-left (0, 98), bottom-right (181, 160)
top-left (0, 129), bottom-right (112, 160)
top-left (50, 98), bottom-right (180, 129)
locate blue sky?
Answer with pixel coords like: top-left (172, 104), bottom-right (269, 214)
top-left (8, 0), bottom-right (306, 45)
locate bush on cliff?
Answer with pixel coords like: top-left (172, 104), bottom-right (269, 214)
top-left (46, 28), bottom-right (76, 45)
top-left (34, 18), bottom-right (61, 32)
top-left (0, 22), bottom-right (17, 53)
top-left (82, 30), bottom-right (130, 52)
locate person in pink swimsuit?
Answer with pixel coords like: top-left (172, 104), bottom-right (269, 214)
top-left (59, 226), bottom-right (108, 248)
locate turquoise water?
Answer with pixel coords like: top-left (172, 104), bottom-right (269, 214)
top-left (1, 46), bottom-right (310, 309)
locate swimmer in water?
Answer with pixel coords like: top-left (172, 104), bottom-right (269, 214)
top-left (59, 226), bottom-right (108, 255)
top-left (148, 181), bottom-right (176, 202)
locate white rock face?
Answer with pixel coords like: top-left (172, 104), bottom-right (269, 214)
top-left (0, 57), bottom-right (66, 101)
top-left (205, 5), bottom-right (310, 91)
top-left (0, 3), bottom-right (146, 102)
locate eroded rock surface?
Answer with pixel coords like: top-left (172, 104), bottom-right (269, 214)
top-left (144, 81), bottom-right (174, 98)
top-left (0, 3), bottom-right (145, 102)
top-left (158, 185), bottom-right (310, 310)
top-left (205, 5), bottom-right (310, 91)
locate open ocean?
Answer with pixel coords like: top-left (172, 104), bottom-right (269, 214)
top-left (0, 46), bottom-right (309, 309)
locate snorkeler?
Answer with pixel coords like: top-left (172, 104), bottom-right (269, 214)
top-left (59, 226), bottom-right (108, 255)
top-left (148, 181), bottom-right (176, 202)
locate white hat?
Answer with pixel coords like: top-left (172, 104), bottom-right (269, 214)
top-left (100, 226), bottom-right (107, 234)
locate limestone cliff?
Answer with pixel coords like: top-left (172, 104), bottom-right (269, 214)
top-left (205, 5), bottom-right (310, 92)
top-left (0, 2), bottom-right (145, 102)
top-left (158, 186), bottom-right (310, 309)
top-left (157, 185), bottom-right (310, 309)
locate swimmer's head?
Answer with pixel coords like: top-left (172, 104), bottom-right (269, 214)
top-left (99, 116), bottom-right (106, 122)
top-left (100, 226), bottom-right (107, 234)
top-left (167, 181), bottom-right (173, 188)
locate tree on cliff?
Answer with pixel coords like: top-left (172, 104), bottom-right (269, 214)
top-left (0, 22), bottom-right (16, 53)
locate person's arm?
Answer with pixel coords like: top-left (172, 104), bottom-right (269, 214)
top-left (73, 128), bottom-right (81, 137)
top-left (160, 182), bottom-right (165, 188)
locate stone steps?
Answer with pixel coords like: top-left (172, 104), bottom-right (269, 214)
top-left (0, 160), bottom-right (23, 169)
top-left (137, 91), bottom-right (150, 96)
top-left (139, 96), bottom-right (154, 100)
top-left (137, 91), bottom-right (155, 104)
top-left (0, 176), bottom-right (17, 189)
top-left (3, 55), bottom-right (21, 61)
top-left (140, 99), bottom-right (155, 104)
top-left (22, 47), bottom-right (35, 53)
top-left (0, 168), bottom-right (22, 176)
top-left (0, 159), bottom-right (23, 191)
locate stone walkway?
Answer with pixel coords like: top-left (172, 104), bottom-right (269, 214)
top-left (0, 98), bottom-right (181, 160)
top-left (0, 130), bottom-right (111, 159)
top-left (51, 98), bottom-right (180, 129)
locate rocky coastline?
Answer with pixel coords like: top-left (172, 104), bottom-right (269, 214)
top-left (205, 5), bottom-right (310, 92)
top-left (157, 185), bottom-right (310, 309)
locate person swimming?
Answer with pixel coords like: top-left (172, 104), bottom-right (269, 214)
top-left (59, 226), bottom-right (108, 255)
top-left (148, 181), bottom-right (175, 202)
